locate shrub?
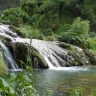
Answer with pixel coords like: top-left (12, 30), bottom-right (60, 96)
top-left (19, 25), bottom-right (43, 39)
top-left (21, 0), bottom-right (39, 16)
top-left (1, 7), bottom-right (28, 26)
top-left (57, 24), bottom-right (71, 33)
top-left (58, 32), bottom-right (90, 48)
top-left (58, 17), bottom-right (90, 48)
top-left (69, 17), bottom-right (90, 35)
top-left (0, 70), bottom-right (39, 96)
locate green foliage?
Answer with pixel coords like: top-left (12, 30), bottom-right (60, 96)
top-left (89, 32), bottom-right (96, 37)
top-left (0, 43), bottom-right (38, 96)
top-left (87, 38), bottom-right (96, 49)
top-left (0, 51), bottom-right (8, 74)
top-left (57, 24), bottom-right (71, 33)
top-left (82, 0), bottom-right (96, 25)
top-left (70, 87), bottom-right (83, 96)
top-left (19, 25), bottom-right (43, 39)
top-left (85, 49), bottom-right (96, 65)
top-left (68, 49), bottom-right (88, 66)
top-left (0, 43), bottom-right (38, 95)
top-left (0, 71), bottom-right (39, 96)
top-left (59, 32), bottom-right (90, 48)
top-left (69, 17), bottom-right (90, 35)
top-left (46, 88), bottom-right (53, 96)
top-left (21, 0), bottom-right (39, 16)
top-left (58, 17), bottom-right (91, 48)
top-left (1, 7), bottom-right (28, 26)
top-left (28, 14), bottom-right (45, 29)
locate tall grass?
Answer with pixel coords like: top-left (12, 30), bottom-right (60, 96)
top-left (0, 51), bottom-right (8, 74)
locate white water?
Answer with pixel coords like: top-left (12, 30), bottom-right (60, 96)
top-left (0, 25), bottom-right (19, 70)
top-left (14, 38), bottom-right (70, 69)
top-left (0, 24), bottom-right (74, 69)
top-left (0, 42), bottom-right (19, 69)
top-left (0, 24), bottom-right (84, 70)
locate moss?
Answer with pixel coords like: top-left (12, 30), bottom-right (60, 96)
top-left (31, 47), bottom-right (48, 68)
top-left (0, 47), bottom-right (8, 74)
top-left (9, 25), bottom-right (24, 37)
top-left (68, 49), bottom-right (89, 66)
top-left (84, 49), bottom-right (96, 65)
top-left (6, 42), bottom-right (48, 69)
top-left (59, 42), bottom-right (71, 49)
top-left (72, 60), bottom-right (78, 66)
top-left (59, 42), bottom-right (76, 51)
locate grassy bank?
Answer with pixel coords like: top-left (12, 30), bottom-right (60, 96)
top-left (0, 48), bottom-right (8, 74)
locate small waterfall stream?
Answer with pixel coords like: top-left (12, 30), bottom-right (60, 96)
top-left (14, 38), bottom-right (71, 69)
top-left (0, 24), bottom-right (85, 70)
top-left (0, 42), bottom-right (19, 69)
top-left (0, 24), bottom-right (73, 69)
top-left (0, 24), bottom-right (19, 70)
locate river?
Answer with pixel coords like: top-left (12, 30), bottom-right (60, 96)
top-left (34, 66), bottom-right (96, 96)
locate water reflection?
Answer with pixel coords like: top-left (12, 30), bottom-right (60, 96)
top-left (34, 66), bottom-right (96, 96)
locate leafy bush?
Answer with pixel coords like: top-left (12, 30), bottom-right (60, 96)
top-left (21, 0), bottom-right (39, 16)
top-left (1, 7), bottom-right (28, 26)
top-left (58, 17), bottom-right (91, 48)
top-left (19, 25), bottom-right (43, 39)
top-left (0, 69), bottom-right (39, 96)
top-left (69, 17), bottom-right (90, 35)
top-left (57, 24), bottom-right (71, 33)
top-left (58, 32), bottom-right (90, 48)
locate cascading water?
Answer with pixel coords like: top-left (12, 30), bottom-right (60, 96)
top-left (0, 24), bottom-right (19, 70)
top-left (0, 24), bottom-right (86, 70)
top-left (0, 42), bottom-right (19, 69)
top-left (14, 38), bottom-right (74, 69)
top-left (0, 24), bottom-right (72, 69)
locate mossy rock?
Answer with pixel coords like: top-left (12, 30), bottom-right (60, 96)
top-left (5, 42), bottom-right (48, 69)
top-left (9, 25), bottom-right (24, 37)
top-left (59, 42), bottom-right (70, 49)
top-left (68, 49), bottom-right (89, 66)
top-left (84, 49), bottom-right (96, 65)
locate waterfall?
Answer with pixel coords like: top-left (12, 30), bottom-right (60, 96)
top-left (0, 24), bottom-right (19, 70)
top-left (0, 42), bottom-right (19, 69)
top-left (0, 24), bottom-right (71, 69)
top-left (0, 24), bottom-right (86, 69)
top-left (15, 38), bottom-right (72, 69)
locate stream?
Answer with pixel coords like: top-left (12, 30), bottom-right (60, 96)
top-left (0, 24), bottom-right (96, 96)
top-left (34, 66), bottom-right (96, 96)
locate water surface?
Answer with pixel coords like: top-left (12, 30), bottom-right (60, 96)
top-left (34, 66), bottom-right (96, 96)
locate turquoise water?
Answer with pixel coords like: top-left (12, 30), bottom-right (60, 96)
top-left (34, 66), bottom-right (96, 96)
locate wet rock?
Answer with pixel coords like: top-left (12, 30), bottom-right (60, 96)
top-left (6, 42), bottom-right (48, 69)
top-left (0, 24), bottom-right (91, 69)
